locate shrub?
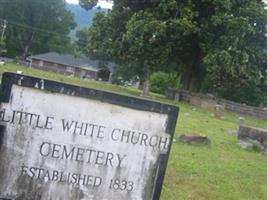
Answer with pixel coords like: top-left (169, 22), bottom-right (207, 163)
top-left (149, 72), bottom-right (181, 94)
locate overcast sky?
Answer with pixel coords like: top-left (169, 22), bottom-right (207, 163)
top-left (66, 0), bottom-right (113, 9)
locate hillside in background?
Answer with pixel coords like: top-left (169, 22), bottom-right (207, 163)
top-left (67, 3), bottom-right (106, 40)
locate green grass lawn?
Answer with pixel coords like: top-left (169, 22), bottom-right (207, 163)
top-left (162, 103), bottom-right (267, 200)
top-left (1, 63), bottom-right (267, 200)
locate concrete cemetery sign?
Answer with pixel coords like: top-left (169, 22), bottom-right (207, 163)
top-left (0, 73), bottom-right (178, 200)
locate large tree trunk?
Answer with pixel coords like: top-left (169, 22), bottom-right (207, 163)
top-left (182, 66), bottom-right (198, 92)
top-left (181, 36), bottom-right (204, 92)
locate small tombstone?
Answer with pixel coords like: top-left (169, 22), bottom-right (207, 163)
top-left (179, 134), bottom-right (211, 145)
top-left (174, 92), bottom-right (180, 102)
top-left (201, 99), bottom-right (217, 110)
top-left (214, 104), bottom-right (224, 119)
top-left (165, 89), bottom-right (180, 101)
top-left (238, 117), bottom-right (245, 125)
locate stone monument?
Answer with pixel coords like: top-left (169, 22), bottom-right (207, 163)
top-left (0, 73), bottom-right (179, 200)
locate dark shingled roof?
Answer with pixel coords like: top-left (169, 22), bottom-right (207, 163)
top-left (31, 52), bottom-right (112, 71)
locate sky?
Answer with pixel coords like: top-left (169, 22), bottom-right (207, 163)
top-left (66, 0), bottom-right (113, 9)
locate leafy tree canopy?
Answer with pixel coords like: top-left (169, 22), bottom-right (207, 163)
top-left (0, 0), bottom-right (76, 58)
top-left (81, 0), bottom-right (267, 105)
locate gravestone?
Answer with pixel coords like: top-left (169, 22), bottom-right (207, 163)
top-left (238, 126), bottom-right (267, 154)
top-left (214, 104), bottom-right (224, 119)
top-left (0, 73), bottom-right (178, 200)
top-left (179, 134), bottom-right (210, 145)
top-left (238, 117), bottom-right (245, 125)
top-left (189, 96), bottom-right (202, 107)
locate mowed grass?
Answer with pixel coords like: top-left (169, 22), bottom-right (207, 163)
top-left (162, 103), bottom-right (267, 200)
top-left (0, 63), bottom-right (145, 96)
top-left (1, 63), bottom-right (267, 200)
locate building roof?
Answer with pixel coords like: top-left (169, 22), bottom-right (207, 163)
top-left (31, 52), bottom-right (114, 72)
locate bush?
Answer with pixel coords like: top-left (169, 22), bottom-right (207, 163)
top-left (149, 72), bottom-right (181, 94)
top-left (202, 76), bottom-right (264, 106)
top-left (236, 80), bottom-right (264, 106)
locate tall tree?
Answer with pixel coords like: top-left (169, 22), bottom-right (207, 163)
top-left (80, 0), bottom-right (267, 104)
top-left (79, 0), bottom-right (205, 92)
top-left (0, 0), bottom-right (76, 58)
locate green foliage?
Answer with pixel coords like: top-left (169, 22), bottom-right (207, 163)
top-left (86, 1), bottom-right (174, 81)
top-left (234, 80), bottom-right (264, 107)
top-left (200, 0), bottom-right (267, 106)
top-left (263, 96), bottom-right (267, 107)
top-left (83, 0), bottom-right (267, 105)
top-left (150, 72), bottom-right (181, 94)
top-left (202, 49), bottom-right (265, 106)
top-left (111, 64), bottom-right (140, 86)
top-left (0, 39), bottom-right (5, 47)
top-left (0, 0), bottom-right (76, 58)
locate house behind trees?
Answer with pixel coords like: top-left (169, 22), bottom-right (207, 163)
top-left (30, 52), bottom-right (112, 80)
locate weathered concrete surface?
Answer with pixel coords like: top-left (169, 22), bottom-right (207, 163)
top-left (0, 85), bottom-right (172, 200)
top-left (238, 126), bottom-right (267, 154)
